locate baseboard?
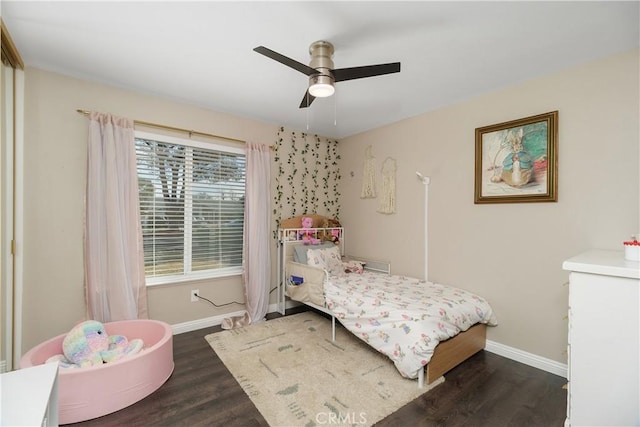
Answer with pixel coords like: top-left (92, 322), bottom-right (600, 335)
top-left (171, 300), bottom-right (301, 335)
top-left (171, 309), bottom-right (246, 334)
top-left (485, 339), bottom-right (568, 378)
top-left (267, 300), bottom-right (301, 314)
top-left (0, 360), bottom-right (6, 373)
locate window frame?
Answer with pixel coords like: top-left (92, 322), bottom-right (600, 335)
top-left (135, 131), bottom-right (245, 286)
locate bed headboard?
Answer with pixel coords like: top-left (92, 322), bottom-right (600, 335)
top-left (279, 214), bottom-right (337, 229)
top-left (277, 214), bottom-right (344, 260)
top-left (276, 214), bottom-right (343, 314)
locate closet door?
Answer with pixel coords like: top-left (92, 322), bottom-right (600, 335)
top-left (1, 19), bottom-right (25, 372)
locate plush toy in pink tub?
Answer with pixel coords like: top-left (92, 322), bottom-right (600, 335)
top-left (21, 319), bottom-right (174, 424)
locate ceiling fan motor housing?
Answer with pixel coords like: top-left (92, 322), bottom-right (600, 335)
top-left (309, 40), bottom-right (335, 83)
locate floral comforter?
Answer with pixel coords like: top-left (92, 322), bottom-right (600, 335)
top-left (324, 272), bottom-right (497, 379)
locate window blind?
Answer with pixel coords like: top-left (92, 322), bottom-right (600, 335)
top-left (135, 133), bottom-right (245, 284)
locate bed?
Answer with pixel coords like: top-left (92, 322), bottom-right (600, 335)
top-left (276, 214), bottom-right (497, 387)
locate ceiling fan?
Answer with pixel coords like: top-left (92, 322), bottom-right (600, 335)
top-left (253, 40), bottom-right (401, 108)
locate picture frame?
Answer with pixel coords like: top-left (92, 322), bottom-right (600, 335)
top-left (474, 111), bottom-right (558, 204)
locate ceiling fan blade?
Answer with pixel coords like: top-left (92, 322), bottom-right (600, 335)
top-left (299, 90), bottom-right (316, 109)
top-left (333, 62), bottom-right (401, 82)
top-left (253, 46), bottom-right (320, 76)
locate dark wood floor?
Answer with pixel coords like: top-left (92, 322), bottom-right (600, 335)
top-left (71, 308), bottom-right (567, 427)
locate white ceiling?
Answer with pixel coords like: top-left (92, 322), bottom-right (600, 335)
top-left (3, 1), bottom-right (639, 139)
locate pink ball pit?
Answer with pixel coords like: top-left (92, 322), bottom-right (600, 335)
top-left (20, 319), bottom-right (174, 425)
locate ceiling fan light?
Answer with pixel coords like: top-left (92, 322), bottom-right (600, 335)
top-left (308, 73), bottom-right (335, 98)
top-left (309, 82), bottom-right (335, 97)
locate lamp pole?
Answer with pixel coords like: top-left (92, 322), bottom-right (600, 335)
top-left (416, 172), bottom-right (430, 282)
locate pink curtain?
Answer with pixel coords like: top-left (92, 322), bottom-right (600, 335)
top-left (242, 142), bottom-right (271, 323)
top-left (84, 112), bottom-right (148, 322)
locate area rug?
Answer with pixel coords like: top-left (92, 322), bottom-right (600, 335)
top-left (205, 311), bottom-right (444, 427)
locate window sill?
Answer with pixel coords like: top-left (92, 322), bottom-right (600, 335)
top-left (145, 267), bottom-right (243, 287)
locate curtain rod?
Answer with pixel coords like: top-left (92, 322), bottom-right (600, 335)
top-left (76, 109), bottom-right (252, 145)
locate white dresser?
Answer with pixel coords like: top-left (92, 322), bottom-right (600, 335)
top-left (0, 362), bottom-right (59, 426)
top-left (563, 250), bottom-right (639, 427)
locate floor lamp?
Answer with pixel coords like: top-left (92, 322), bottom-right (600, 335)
top-left (416, 172), bottom-right (430, 281)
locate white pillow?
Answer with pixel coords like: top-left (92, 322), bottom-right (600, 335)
top-left (293, 242), bottom-right (336, 264)
top-left (307, 245), bottom-right (343, 276)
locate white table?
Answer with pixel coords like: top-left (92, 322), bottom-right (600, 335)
top-left (0, 362), bottom-right (59, 426)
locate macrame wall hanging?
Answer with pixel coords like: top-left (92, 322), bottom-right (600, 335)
top-left (377, 157), bottom-right (397, 214)
top-left (360, 145), bottom-right (377, 199)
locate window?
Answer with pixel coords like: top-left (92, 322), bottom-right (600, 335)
top-left (135, 131), bottom-right (245, 285)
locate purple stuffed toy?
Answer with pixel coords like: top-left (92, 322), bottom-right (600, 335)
top-left (46, 320), bottom-right (143, 368)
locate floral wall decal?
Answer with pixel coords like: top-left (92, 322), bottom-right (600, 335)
top-left (273, 127), bottom-right (341, 236)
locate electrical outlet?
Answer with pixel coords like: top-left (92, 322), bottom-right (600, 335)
top-left (191, 289), bottom-right (199, 303)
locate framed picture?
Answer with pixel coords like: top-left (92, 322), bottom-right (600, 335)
top-left (474, 111), bottom-right (558, 204)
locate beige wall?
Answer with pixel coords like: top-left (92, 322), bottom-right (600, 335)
top-left (20, 49), bottom-right (639, 366)
top-left (21, 68), bottom-right (278, 353)
top-left (338, 49), bottom-right (640, 363)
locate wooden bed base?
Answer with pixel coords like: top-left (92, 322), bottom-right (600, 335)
top-left (424, 323), bottom-right (487, 385)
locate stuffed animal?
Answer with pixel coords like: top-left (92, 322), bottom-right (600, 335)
top-left (343, 260), bottom-right (365, 274)
top-left (46, 320), bottom-right (144, 368)
top-left (300, 216), bottom-right (321, 245)
top-left (321, 218), bottom-right (341, 244)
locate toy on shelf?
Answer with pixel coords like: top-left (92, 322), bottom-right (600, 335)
top-left (299, 216), bottom-right (321, 245)
top-left (321, 218), bottom-right (342, 244)
top-left (623, 234), bottom-right (640, 261)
